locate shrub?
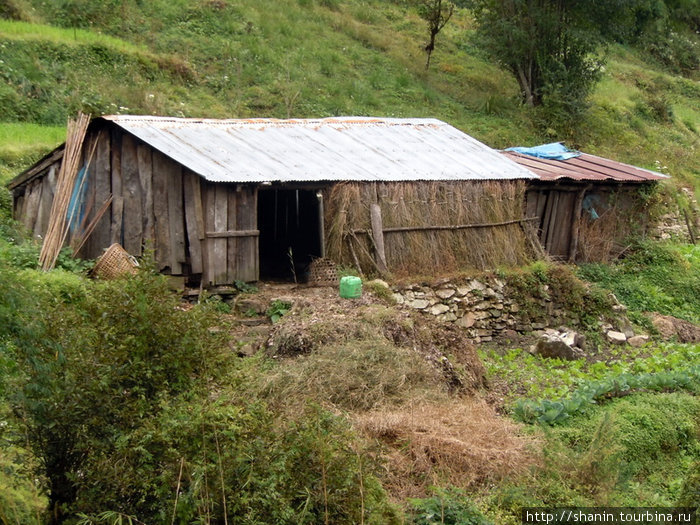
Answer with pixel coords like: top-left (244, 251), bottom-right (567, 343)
top-left (408, 487), bottom-right (492, 525)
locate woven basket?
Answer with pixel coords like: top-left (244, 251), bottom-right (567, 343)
top-left (308, 257), bottom-right (339, 286)
top-left (93, 243), bottom-right (139, 279)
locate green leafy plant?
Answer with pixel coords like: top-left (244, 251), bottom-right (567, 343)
top-left (408, 487), bottom-right (492, 525)
top-left (267, 299), bottom-right (292, 323)
top-left (513, 366), bottom-right (700, 425)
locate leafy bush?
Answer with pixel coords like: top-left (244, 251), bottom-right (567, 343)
top-left (578, 241), bottom-right (700, 323)
top-left (513, 366), bottom-right (700, 425)
top-left (408, 487), bottom-right (492, 525)
top-left (2, 267), bottom-right (398, 523)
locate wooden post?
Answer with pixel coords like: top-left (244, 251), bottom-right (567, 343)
top-left (370, 203), bottom-right (388, 274)
top-left (568, 186), bottom-right (589, 262)
top-left (317, 191), bottom-right (326, 258)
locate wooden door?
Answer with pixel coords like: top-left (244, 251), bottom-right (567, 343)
top-left (202, 182), bottom-right (259, 285)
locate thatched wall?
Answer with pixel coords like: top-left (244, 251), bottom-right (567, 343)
top-left (325, 181), bottom-right (532, 276)
top-left (576, 187), bottom-right (650, 262)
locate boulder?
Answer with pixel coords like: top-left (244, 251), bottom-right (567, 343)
top-left (534, 334), bottom-right (582, 360)
top-left (606, 330), bottom-right (627, 344)
top-left (627, 335), bottom-right (649, 347)
top-left (235, 297), bottom-right (268, 316)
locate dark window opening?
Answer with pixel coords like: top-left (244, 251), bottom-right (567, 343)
top-left (258, 188), bottom-right (322, 281)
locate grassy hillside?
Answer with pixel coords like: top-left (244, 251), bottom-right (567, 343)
top-left (0, 0), bottom-right (698, 194)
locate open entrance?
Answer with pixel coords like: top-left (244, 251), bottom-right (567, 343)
top-left (258, 188), bottom-right (323, 281)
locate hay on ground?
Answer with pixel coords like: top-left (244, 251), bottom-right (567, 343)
top-left (355, 399), bottom-right (540, 499)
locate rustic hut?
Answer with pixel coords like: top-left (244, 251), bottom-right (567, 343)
top-left (9, 116), bottom-right (537, 285)
top-left (502, 144), bottom-right (668, 262)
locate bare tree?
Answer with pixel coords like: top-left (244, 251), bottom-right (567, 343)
top-left (418, 0), bottom-right (455, 70)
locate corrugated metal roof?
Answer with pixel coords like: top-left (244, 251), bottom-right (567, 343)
top-left (502, 150), bottom-right (668, 183)
top-left (101, 115), bottom-right (536, 183)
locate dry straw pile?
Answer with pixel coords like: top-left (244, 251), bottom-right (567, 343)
top-left (355, 400), bottom-right (539, 498)
top-left (325, 181), bottom-right (531, 276)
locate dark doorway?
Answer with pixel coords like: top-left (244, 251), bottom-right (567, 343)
top-left (258, 188), bottom-right (322, 281)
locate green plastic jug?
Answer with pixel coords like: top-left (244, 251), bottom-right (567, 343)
top-left (339, 276), bottom-right (362, 299)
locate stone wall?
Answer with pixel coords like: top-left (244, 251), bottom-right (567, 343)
top-left (391, 277), bottom-right (584, 344)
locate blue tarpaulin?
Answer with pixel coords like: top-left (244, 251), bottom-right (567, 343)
top-left (67, 166), bottom-right (88, 233)
top-left (505, 142), bottom-right (581, 160)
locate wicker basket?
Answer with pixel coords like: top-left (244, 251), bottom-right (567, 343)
top-left (93, 243), bottom-right (139, 279)
top-left (308, 257), bottom-right (339, 286)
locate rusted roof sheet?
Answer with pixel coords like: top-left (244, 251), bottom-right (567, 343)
top-left (100, 115), bottom-right (536, 183)
top-left (502, 150), bottom-right (668, 183)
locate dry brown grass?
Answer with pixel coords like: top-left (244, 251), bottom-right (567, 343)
top-left (354, 399), bottom-right (540, 499)
top-left (324, 181), bottom-right (531, 276)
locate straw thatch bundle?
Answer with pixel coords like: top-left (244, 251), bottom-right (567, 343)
top-left (325, 181), bottom-right (532, 276)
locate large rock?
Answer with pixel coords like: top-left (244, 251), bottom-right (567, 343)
top-left (627, 335), bottom-right (649, 347)
top-left (606, 330), bottom-right (627, 344)
top-left (534, 334), bottom-right (582, 360)
top-left (235, 297), bottom-right (268, 315)
top-left (651, 314), bottom-right (700, 343)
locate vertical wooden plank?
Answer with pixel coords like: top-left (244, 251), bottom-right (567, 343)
top-left (213, 185), bottom-right (228, 284)
top-left (35, 166), bottom-right (57, 240)
top-left (370, 203), bottom-right (388, 274)
top-left (14, 194), bottom-right (25, 222)
top-left (87, 130), bottom-right (112, 259)
top-left (568, 188), bottom-right (588, 262)
top-left (152, 151), bottom-right (171, 271)
top-left (22, 179), bottom-right (42, 234)
top-left (554, 192), bottom-right (575, 258)
top-left (226, 187), bottom-right (238, 283)
top-left (121, 134), bottom-right (143, 255)
top-left (236, 186), bottom-right (258, 282)
top-left (253, 187), bottom-right (259, 281)
top-left (75, 135), bottom-right (97, 252)
top-left (204, 183), bottom-right (217, 285)
top-left (183, 171), bottom-right (203, 275)
top-left (137, 143), bottom-right (154, 246)
top-left (110, 130), bottom-right (123, 245)
top-left (544, 192), bottom-right (560, 254)
top-left (168, 163), bottom-right (185, 275)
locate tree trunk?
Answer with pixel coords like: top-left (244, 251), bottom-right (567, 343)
top-left (516, 64), bottom-right (535, 106)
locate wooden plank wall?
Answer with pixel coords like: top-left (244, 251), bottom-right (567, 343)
top-left (13, 125), bottom-right (260, 284)
top-left (201, 181), bottom-right (258, 285)
top-left (526, 189), bottom-right (576, 259)
top-left (16, 163), bottom-right (59, 240)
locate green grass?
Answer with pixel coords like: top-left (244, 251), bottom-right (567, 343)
top-left (0, 0), bottom-right (695, 190)
top-left (0, 19), bottom-right (149, 54)
top-left (481, 342), bottom-right (700, 406)
top-left (577, 241), bottom-right (700, 324)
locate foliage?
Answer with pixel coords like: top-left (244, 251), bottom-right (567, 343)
top-left (0, 265), bottom-right (397, 523)
top-left (500, 261), bottom-right (613, 334)
top-left (577, 240), bottom-right (700, 323)
top-left (482, 342), bottom-right (700, 405)
top-left (408, 487), bottom-right (492, 524)
top-left (415, 0), bottom-right (455, 70)
top-left (466, 0), bottom-right (621, 129)
top-left (3, 269), bottom-right (226, 521)
top-left (512, 365), bottom-right (700, 425)
top-left (266, 299), bottom-right (292, 323)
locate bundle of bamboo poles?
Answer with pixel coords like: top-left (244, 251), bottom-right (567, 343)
top-left (39, 113), bottom-right (91, 271)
